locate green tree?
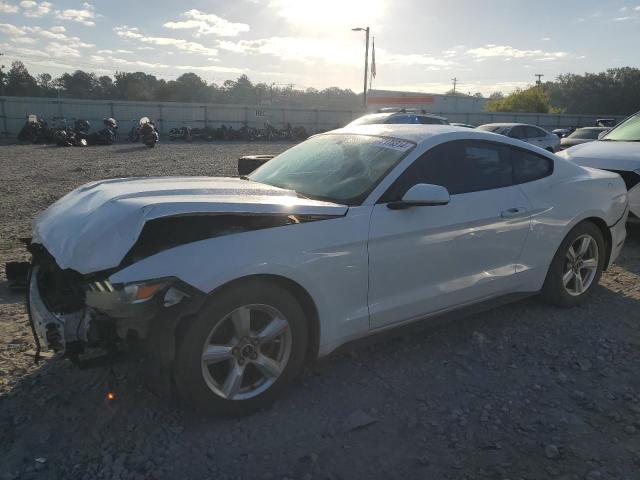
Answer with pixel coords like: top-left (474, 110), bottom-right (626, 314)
top-left (56, 70), bottom-right (100, 98)
top-left (5, 61), bottom-right (38, 96)
top-left (114, 72), bottom-right (162, 101)
top-left (486, 86), bottom-right (559, 113)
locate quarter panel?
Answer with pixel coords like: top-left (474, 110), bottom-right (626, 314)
top-left (516, 164), bottom-right (627, 289)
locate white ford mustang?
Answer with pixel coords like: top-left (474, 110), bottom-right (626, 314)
top-left (27, 125), bottom-right (629, 415)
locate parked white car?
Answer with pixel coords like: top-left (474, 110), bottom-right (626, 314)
top-left (558, 112), bottom-right (640, 220)
top-left (477, 123), bottom-right (561, 152)
top-left (27, 125), bottom-right (628, 415)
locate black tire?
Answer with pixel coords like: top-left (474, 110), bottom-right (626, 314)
top-left (540, 221), bottom-right (606, 307)
top-left (174, 280), bottom-right (308, 416)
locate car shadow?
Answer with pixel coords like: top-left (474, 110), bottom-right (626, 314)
top-left (3, 280), bottom-right (640, 478)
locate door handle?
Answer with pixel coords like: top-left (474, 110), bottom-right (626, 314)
top-left (501, 207), bottom-right (527, 218)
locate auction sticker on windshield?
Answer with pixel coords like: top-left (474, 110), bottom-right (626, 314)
top-left (372, 138), bottom-right (415, 152)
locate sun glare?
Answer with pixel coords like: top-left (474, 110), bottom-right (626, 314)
top-left (269, 0), bottom-right (386, 30)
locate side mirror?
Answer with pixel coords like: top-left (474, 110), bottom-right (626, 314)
top-left (387, 184), bottom-right (451, 210)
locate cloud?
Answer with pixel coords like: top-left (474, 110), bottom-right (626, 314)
top-left (0, 1), bottom-right (19, 13)
top-left (163, 9), bottom-right (249, 37)
top-left (612, 16), bottom-right (632, 21)
top-left (55, 3), bottom-right (96, 26)
top-left (114, 26), bottom-right (218, 56)
top-left (97, 49), bottom-right (134, 54)
top-left (88, 53), bottom-right (245, 74)
top-left (466, 44), bottom-right (567, 61)
top-left (0, 22), bottom-right (94, 54)
top-left (20, 0), bottom-right (52, 17)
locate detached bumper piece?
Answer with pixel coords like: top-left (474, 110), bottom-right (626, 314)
top-left (6, 261), bottom-right (30, 291)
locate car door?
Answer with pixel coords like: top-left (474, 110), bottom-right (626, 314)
top-left (509, 125), bottom-right (526, 142)
top-left (367, 140), bottom-right (533, 330)
top-left (525, 126), bottom-right (550, 149)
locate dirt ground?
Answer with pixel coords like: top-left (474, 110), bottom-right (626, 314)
top-left (1, 142), bottom-right (640, 480)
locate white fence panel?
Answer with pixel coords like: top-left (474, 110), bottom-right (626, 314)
top-left (0, 95), bottom-right (629, 138)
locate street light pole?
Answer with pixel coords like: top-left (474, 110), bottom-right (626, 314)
top-left (352, 27), bottom-right (370, 109)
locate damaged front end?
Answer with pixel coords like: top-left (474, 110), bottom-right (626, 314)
top-left (26, 245), bottom-right (199, 364)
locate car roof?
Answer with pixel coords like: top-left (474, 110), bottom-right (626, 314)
top-left (389, 112), bottom-right (449, 121)
top-left (360, 111), bottom-right (448, 121)
top-left (331, 124), bottom-right (517, 145)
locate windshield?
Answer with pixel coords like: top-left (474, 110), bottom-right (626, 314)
top-left (602, 113), bottom-right (640, 141)
top-left (347, 113), bottom-right (393, 126)
top-left (477, 125), bottom-right (510, 134)
top-left (567, 128), bottom-right (606, 140)
top-left (249, 134), bottom-right (415, 205)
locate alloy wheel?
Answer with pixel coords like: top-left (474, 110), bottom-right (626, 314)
top-left (562, 234), bottom-right (599, 296)
top-left (200, 304), bottom-right (292, 401)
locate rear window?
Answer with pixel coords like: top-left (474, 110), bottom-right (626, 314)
top-left (477, 125), bottom-right (510, 134)
top-left (567, 129), bottom-right (605, 140)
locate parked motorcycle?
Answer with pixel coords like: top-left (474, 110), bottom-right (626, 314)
top-left (139, 117), bottom-right (159, 148)
top-left (87, 117), bottom-right (118, 145)
top-left (17, 115), bottom-right (48, 143)
top-left (169, 126), bottom-right (192, 141)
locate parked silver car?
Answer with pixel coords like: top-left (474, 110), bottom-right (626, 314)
top-left (559, 127), bottom-right (610, 150)
top-left (477, 123), bottom-right (560, 152)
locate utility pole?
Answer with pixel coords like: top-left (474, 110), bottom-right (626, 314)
top-left (352, 27), bottom-right (370, 109)
top-left (535, 73), bottom-right (544, 85)
top-left (0, 53), bottom-right (5, 97)
top-left (451, 77), bottom-right (458, 94)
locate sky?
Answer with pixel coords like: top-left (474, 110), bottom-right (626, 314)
top-left (1, 0), bottom-right (640, 96)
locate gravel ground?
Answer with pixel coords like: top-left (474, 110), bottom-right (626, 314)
top-left (1, 142), bottom-right (640, 480)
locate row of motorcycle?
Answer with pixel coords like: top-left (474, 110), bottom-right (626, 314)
top-left (168, 123), bottom-right (309, 142)
top-left (18, 115), bottom-right (159, 147)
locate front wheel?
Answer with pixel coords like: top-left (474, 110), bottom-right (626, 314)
top-left (174, 280), bottom-right (308, 416)
top-left (541, 221), bottom-right (605, 307)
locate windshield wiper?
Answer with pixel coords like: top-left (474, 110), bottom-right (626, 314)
top-left (239, 175), bottom-right (251, 180)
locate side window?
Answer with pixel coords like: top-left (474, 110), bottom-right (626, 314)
top-left (525, 126), bottom-right (543, 138)
top-left (509, 126), bottom-right (526, 139)
top-left (512, 147), bottom-right (553, 183)
top-left (380, 140), bottom-right (513, 201)
top-left (388, 115), bottom-right (419, 124)
top-left (417, 116), bottom-right (440, 125)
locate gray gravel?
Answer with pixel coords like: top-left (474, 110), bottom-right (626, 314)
top-left (1, 142), bottom-right (640, 480)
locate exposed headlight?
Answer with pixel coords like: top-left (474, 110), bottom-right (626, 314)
top-left (89, 279), bottom-right (170, 304)
top-left (121, 281), bottom-right (170, 304)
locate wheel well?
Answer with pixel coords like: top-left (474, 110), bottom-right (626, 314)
top-left (198, 274), bottom-right (321, 363)
top-left (583, 217), bottom-right (612, 269)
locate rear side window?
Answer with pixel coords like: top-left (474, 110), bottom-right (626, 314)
top-left (525, 126), bottom-right (545, 138)
top-left (387, 115), bottom-right (419, 124)
top-left (512, 148), bottom-right (553, 183)
top-left (381, 140), bottom-right (513, 200)
top-left (418, 116), bottom-right (445, 125)
top-left (510, 126), bottom-right (526, 139)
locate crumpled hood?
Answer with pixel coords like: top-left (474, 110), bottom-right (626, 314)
top-left (32, 176), bottom-right (348, 274)
top-left (561, 141), bottom-right (640, 171)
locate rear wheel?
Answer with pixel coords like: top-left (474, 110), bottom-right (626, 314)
top-left (541, 221), bottom-right (605, 307)
top-left (174, 280), bottom-right (308, 416)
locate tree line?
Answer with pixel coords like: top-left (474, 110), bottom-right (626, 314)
top-left (2, 60), bottom-right (640, 114)
top-left (486, 67), bottom-right (640, 115)
top-left (0, 61), bottom-right (362, 109)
